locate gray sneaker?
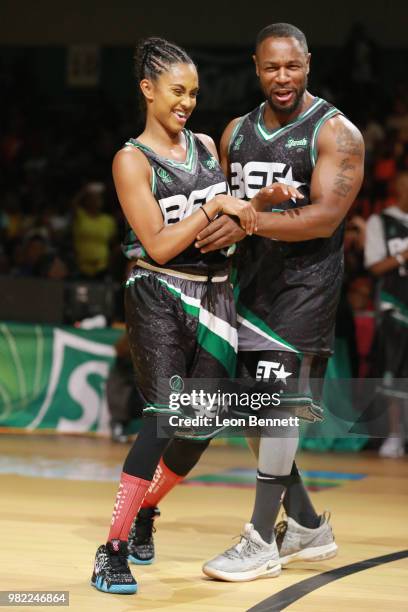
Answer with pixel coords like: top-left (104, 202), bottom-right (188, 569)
top-left (202, 523), bottom-right (281, 582)
top-left (275, 512), bottom-right (338, 566)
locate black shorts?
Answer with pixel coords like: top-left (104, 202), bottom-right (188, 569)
top-left (125, 266), bottom-right (237, 417)
top-left (237, 350), bottom-right (328, 422)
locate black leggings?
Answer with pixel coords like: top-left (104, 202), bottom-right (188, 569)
top-left (162, 437), bottom-right (211, 476)
top-left (122, 417), bottom-right (210, 481)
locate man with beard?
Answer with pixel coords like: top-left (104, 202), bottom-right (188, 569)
top-left (195, 23), bottom-right (364, 581)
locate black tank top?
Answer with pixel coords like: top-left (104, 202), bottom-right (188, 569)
top-left (230, 97), bottom-right (344, 355)
top-left (122, 129), bottom-right (229, 273)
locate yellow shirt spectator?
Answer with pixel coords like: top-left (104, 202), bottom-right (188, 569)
top-left (73, 205), bottom-right (117, 277)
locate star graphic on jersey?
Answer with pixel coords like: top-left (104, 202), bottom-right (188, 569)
top-left (275, 167), bottom-right (304, 202)
top-left (272, 364), bottom-right (292, 384)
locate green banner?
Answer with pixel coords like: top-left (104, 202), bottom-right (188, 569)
top-left (0, 323), bottom-right (367, 450)
top-left (0, 322), bottom-right (121, 432)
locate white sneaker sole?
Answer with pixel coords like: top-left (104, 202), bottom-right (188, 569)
top-left (202, 560), bottom-right (281, 582)
top-left (280, 541), bottom-right (338, 566)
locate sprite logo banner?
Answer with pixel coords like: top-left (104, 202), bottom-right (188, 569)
top-left (0, 323), bottom-right (121, 432)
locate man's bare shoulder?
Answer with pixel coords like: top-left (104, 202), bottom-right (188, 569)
top-left (319, 114), bottom-right (364, 157)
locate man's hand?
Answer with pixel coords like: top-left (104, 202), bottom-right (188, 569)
top-left (195, 215), bottom-right (246, 253)
top-left (252, 183), bottom-right (304, 210)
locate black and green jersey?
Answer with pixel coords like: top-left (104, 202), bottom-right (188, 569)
top-left (229, 97), bottom-right (343, 356)
top-left (379, 211), bottom-right (408, 325)
top-left (121, 130), bottom-right (229, 273)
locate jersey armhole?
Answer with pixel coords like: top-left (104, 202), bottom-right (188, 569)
top-left (150, 167), bottom-right (157, 195)
top-left (228, 115), bottom-right (247, 156)
top-left (194, 132), bottom-right (216, 157)
top-left (125, 139), bottom-right (156, 195)
top-left (309, 108), bottom-right (342, 167)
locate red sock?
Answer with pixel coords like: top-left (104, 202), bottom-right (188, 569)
top-left (108, 472), bottom-right (150, 541)
top-left (142, 458), bottom-right (183, 508)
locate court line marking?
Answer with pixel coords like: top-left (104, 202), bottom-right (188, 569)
top-left (247, 549), bottom-right (408, 612)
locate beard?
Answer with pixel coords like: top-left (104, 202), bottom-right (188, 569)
top-left (266, 77), bottom-right (308, 115)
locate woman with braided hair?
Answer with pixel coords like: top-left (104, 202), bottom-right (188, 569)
top-left (90, 37), bottom-right (259, 595)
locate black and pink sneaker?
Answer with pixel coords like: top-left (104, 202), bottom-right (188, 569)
top-left (128, 507), bottom-right (160, 565)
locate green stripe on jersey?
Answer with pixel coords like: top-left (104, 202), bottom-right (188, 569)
top-left (157, 277), bottom-right (237, 375)
top-left (391, 311), bottom-right (408, 328)
top-left (144, 404), bottom-right (184, 416)
top-left (237, 302), bottom-right (299, 353)
top-left (380, 291), bottom-right (408, 319)
top-left (256, 98), bottom-right (325, 142)
top-left (197, 323), bottom-right (237, 376)
top-left (125, 272), bottom-right (149, 287)
top-left (151, 167), bottom-right (157, 194)
top-left (230, 267), bottom-right (240, 304)
top-left (126, 130), bottom-right (197, 174)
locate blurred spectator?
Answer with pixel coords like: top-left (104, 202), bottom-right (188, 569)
top-left (0, 192), bottom-right (24, 244)
top-left (106, 332), bottom-right (144, 443)
top-left (0, 245), bottom-right (10, 274)
top-left (72, 182), bottom-right (117, 279)
top-left (347, 277), bottom-right (373, 313)
top-left (0, 110), bottom-right (24, 168)
top-left (11, 235), bottom-right (49, 277)
top-left (344, 215), bottom-right (367, 283)
top-left (372, 138), bottom-right (397, 201)
top-left (36, 253), bottom-right (70, 280)
top-left (365, 171), bottom-right (408, 458)
top-left (346, 277), bottom-right (375, 378)
top-left (340, 23), bottom-right (379, 115)
top-left (361, 110), bottom-right (385, 168)
top-left (386, 97), bottom-right (408, 144)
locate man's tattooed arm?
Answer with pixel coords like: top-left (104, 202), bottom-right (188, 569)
top-left (333, 124), bottom-right (364, 198)
top-left (253, 115), bottom-right (365, 241)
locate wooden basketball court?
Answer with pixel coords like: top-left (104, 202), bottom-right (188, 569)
top-left (1, 434), bottom-right (407, 611)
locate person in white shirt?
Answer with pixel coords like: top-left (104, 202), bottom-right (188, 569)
top-left (365, 172), bottom-right (408, 458)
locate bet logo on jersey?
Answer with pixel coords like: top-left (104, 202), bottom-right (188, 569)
top-left (388, 236), bottom-right (408, 256)
top-left (159, 181), bottom-right (227, 224)
top-left (256, 360), bottom-right (292, 384)
top-left (230, 161), bottom-right (304, 201)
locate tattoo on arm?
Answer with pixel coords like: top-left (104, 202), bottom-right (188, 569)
top-left (333, 157), bottom-right (356, 198)
top-left (335, 125), bottom-right (363, 157)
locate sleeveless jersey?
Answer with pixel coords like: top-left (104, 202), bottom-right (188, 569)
top-left (379, 210), bottom-right (408, 321)
top-left (229, 97), bottom-right (343, 356)
top-left (122, 129), bottom-right (229, 273)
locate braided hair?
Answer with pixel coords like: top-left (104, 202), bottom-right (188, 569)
top-left (135, 37), bottom-right (195, 113)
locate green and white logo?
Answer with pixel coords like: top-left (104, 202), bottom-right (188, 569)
top-left (205, 157), bottom-right (217, 170)
top-left (169, 375), bottom-right (184, 392)
top-left (0, 323), bottom-right (119, 432)
top-left (285, 137), bottom-right (308, 149)
top-left (157, 168), bottom-right (173, 183)
top-left (233, 134), bottom-right (244, 151)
